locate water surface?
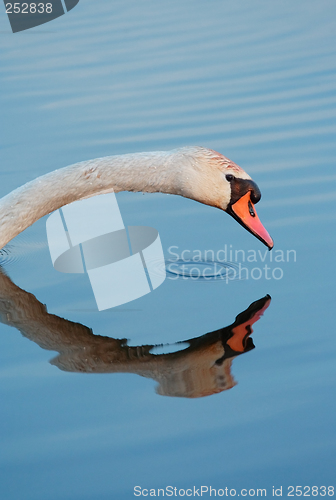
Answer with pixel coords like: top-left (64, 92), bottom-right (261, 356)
top-left (0, 1), bottom-right (336, 499)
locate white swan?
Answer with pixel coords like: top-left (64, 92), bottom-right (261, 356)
top-left (0, 146), bottom-right (273, 249)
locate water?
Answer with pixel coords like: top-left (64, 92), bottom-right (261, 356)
top-left (1, 0), bottom-right (336, 498)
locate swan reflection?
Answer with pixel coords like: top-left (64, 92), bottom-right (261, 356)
top-left (0, 270), bottom-right (270, 398)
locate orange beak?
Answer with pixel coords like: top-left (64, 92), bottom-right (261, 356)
top-left (230, 192), bottom-right (274, 249)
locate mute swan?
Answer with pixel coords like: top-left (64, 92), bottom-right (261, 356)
top-left (0, 146), bottom-right (273, 249)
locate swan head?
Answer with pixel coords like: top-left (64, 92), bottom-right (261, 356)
top-left (179, 147), bottom-right (274, 249)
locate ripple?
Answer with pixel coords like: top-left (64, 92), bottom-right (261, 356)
top-left (165, 259), bottom-right (239, 281)
top-left (0, 245), bottom-right (22, 267)
top-left (0, 236), bottom-right (47, 268)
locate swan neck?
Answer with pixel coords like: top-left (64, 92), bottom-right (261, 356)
top-left (0, 150), bottom-right (185, 248)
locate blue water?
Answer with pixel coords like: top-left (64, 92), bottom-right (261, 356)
top-left (1, 1), bottom-right (336, 499)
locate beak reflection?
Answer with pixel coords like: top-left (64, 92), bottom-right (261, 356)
top-left (0, 270), bottom-right (271, 399)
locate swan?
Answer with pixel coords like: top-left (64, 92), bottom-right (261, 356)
top-left (0, 146), bottom-right (273, 249)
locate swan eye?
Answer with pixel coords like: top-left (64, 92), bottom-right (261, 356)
top-left (226, 174), bottom-right (235, 182)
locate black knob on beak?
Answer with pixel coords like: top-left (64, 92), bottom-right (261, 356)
top-left (228, 178), bottom-right (261, 206)
top-left (250, 182), bottom-right (261, 204)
